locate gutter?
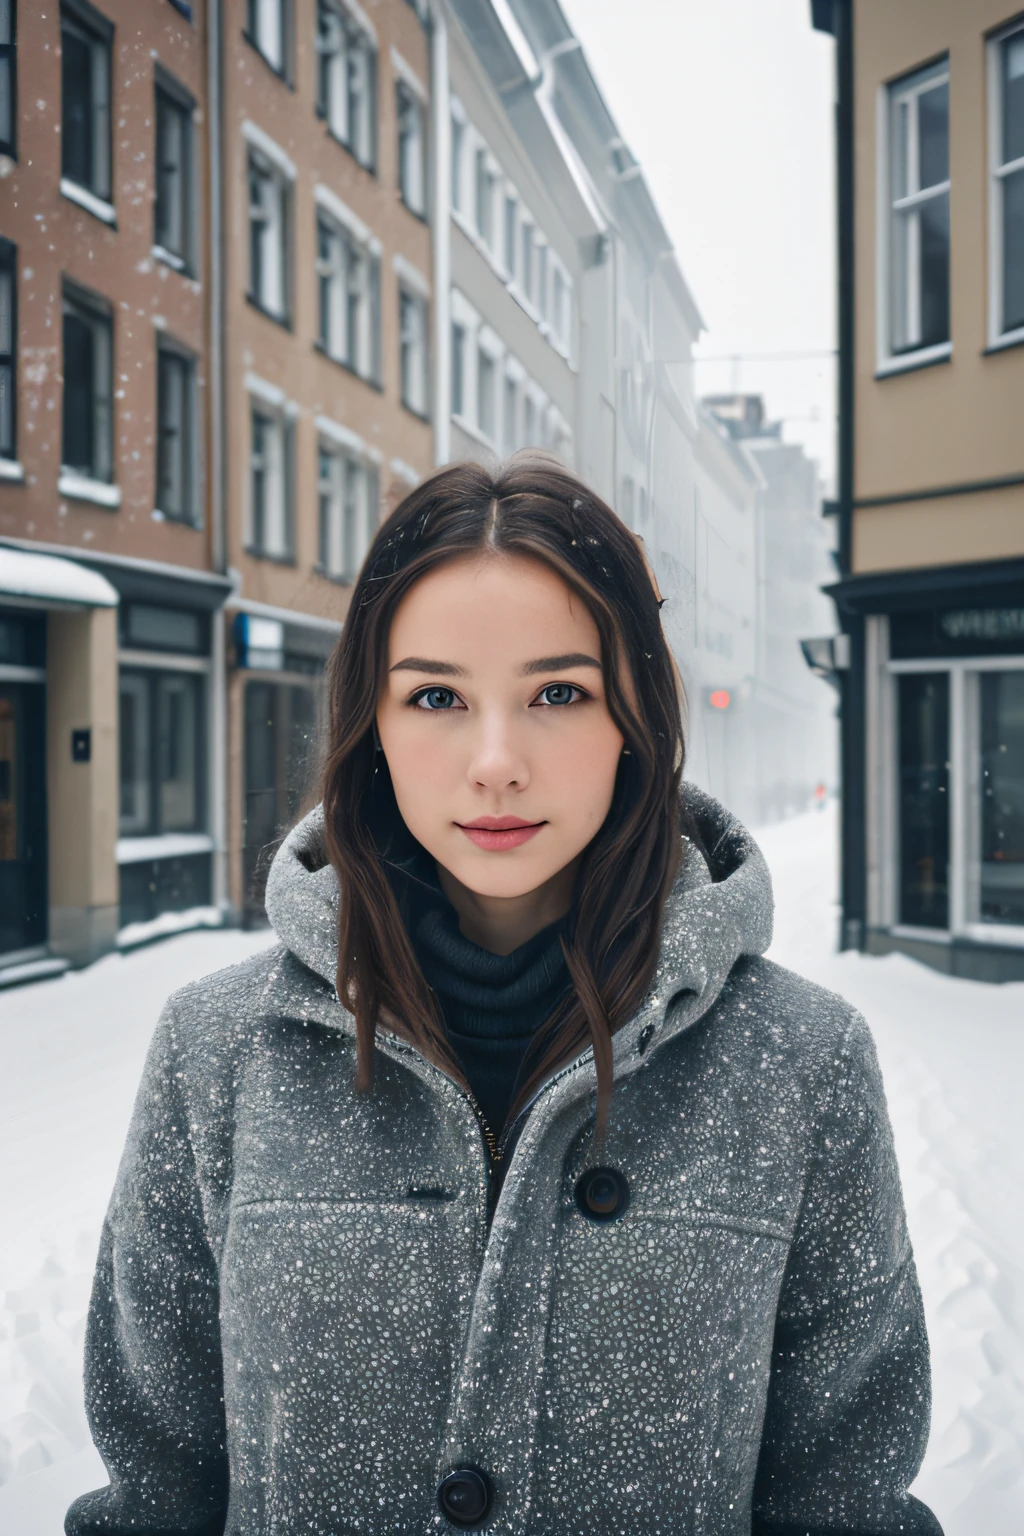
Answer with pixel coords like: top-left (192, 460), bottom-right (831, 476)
top-left (429, 1), bottom-right (452, 466)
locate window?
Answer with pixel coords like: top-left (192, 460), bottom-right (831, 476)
top-left (156, 345), bottom-right (196, 523)
top-left (523, 391), bottom-right (536, 445)
top-left (119, 669), bottom-right (204, 836)
top-left (991, 24), bottom-right (1024, 340)
top-left (477, 347), bottom-right (496, 440)
top-left (61, 0), bottom-right (113, 202)
top-left (0, 239), bottom-right (14, 460)
top-left (399, 287), bottom-right (428, 416)
top-left (887, 61), bottom-right (950, 357)
top-left (154, 80), bottom-right (195, 270)
top-left (521, 221), bottom-right (534, 304)
top-left (552, 266), bottom-right (570, 351)
top-left (397, 81), bottom-right (425, 216)
top-left (537, 243), bottom-right (549, 320)
top-left (451, 322), bottom-right (465, 416)
top-left (62, 285), bottom-right (112, 483)
top-left (248, 151), bottom-right (290, 321)
top-left (897, 672), bottom-right (949, 928)
top-left (504, 195), bottom-right (517, 278)
top-left (318, 445), bottom-right (378, 582)
top-left (317, 0), bottom-right (376, 171)
top-left (250, 406), bottom-right (293, 560)
top-left (503, 373), bottom-right (518, 453)
top-left (316, 210), bottom-right (381, 381)
top-left (0, 0), bottom-right (15, 159)
top-left (475, 148), bottom-right (494, 248)
top-left (977, 671), bottom-right (1024, 926)
top-left (450, 111), bottom-right (464, 213)
top-left (246, 0), bottom-right (286, 75)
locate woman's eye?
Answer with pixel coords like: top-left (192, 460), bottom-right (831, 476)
top-left (414, 687), bottom-right (460, 711)
top-left (536, 682), bottom-right (583, 707)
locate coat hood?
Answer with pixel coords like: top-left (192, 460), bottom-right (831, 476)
top-left (264, 785), bottom-right (774, 1073)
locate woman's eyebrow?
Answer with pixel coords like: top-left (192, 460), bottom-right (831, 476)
top-left (521, 653), bottom-right (602, 675)
top-left (389, 657), bottom-right (468, 677)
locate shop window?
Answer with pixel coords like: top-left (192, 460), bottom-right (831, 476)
top-left (897, 672), bottom-right (949, 928)
top-left (0, 0), bottom-right (15, 159)
top-left (978, 671), bottom-right (1024, 926)
top-left (991, 23), bottom-right (1024, 339)
top-left (244, 680), bottom-right (319, 920)
top-left (156, 344), bottom-right (197, 523)
top-left (248, 149), bottom-right (291, 323)
top-left (317, 445), bottom-right (377, 583)
top-left (397, 80), bottom-right (425, 216)
top-left (154, 77), bottom-right (195, 271)
top-left (886, 59), bottom-right (950, 358)
top-left (0, 238), bottom-right (14, 460)
top-left (316, 0), bottom-right (376, 171)
top-left (399, 286), bottom-right (428, 417)
top-left (246, 0), bottom-right (287, 75)
top-left (249, 405), bottom-right (294, 561)
top-left (119, 668), bottom-right (204, 837)
top-left (121, 603), bottom-right (203, 654)
top-left (62, 284), bottom-right (113, 483)
top-left (316, 209), bottom-right (381, 381)
top-left (61, 0), bottom-right (113, 203)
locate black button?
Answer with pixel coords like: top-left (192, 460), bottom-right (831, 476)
top-left (437, 1467), bottom-right (493, 1528)
top-left (575, 1166), bottom-right (630, 1223)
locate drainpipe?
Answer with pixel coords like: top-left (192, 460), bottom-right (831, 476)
top-left (207, 0), bottom-right (230, 915)
top-left (430, 1), bottom-right (451, 467)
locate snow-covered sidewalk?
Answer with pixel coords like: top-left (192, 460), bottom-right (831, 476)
top-left (1, 804), bottom-right (1022, 1533)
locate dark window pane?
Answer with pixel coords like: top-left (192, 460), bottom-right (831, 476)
top-left (979, 671), bottom-right (1024, 926)
top-left (898, 673), bottom-right (950, 928)
top-left (0, 54), bottom-right (12, 151)
top-left (1003, 167), bottom-right (1024, 333)
top-left (157, 672), bottom-right (201, 831)
top-left (1003, 32), bottom-right (1024, 166)
top-left (919, 191), bottom-right (950, 347)
top-left (61, 28), bottom-right (94, 187)
top-left (917, 81), bottom-right (948, 189)
top-left (243, 681), bottom-right (318, 919)
top-left (62, 309), bottom-right (96, 474)
top-left (155, 92), bottom-right (190, 260)
top-left (451, 323), bottom-right (464, 416)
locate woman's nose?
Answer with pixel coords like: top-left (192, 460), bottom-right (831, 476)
top-left (466, 714), bottom-right (531, 792)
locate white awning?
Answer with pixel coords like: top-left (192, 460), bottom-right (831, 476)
top-left (0, 547), bottom-right (119, 609)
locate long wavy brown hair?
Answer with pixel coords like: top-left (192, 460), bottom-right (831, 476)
top-left (321, 454), bottom-right (685, 1143)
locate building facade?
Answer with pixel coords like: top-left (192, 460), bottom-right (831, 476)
top-left (815, 0), bottom-right (1024, 980)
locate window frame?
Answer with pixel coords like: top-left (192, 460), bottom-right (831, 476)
top-left (155, 337), bottom-right (199, 526)
top-left (153, 69), bottom-right (197, 274)
top-left (119, 665), bottom-right (207, 839)
top-left (316, 439), bottom-right (379, 584)
top-left (398, 282), bottom-right (429, 418)
top-left (987, 18), bottom-right (1024, 350)
top-left (316, 0), bottom-right (378, 173)
top-left (314, 196), bottom-right (382, 385)
top-left (60, 0), bottom-right (114, 206)
top-left (0, 0), bottom-right (16, 160)
top-left (248, 398), bottom-right (295, 563)
top-left (247, 146), bottom-right (292, 326)
top-left (396, 77), bottom-right (426, 218)
top-left (61, 279), bottom-right (114, 486)
top-left (877, 56), bottom-right (952, 374)
top-left (0, 237), bottom-right (16, 461)
top-left (245, 0), bottom-right (291, 81)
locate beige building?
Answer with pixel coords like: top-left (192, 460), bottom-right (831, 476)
top-left (814, 0), bottom-right (1024, 980)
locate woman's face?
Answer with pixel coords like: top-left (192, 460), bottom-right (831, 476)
top-left (376, 552), bottom-right (625, 902)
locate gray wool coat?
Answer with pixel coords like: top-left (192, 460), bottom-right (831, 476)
top-left (67, 789), bottom-right (942, 1536)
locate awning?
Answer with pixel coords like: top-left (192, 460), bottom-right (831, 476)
top-left (0, 547), bottom-right (119, 609)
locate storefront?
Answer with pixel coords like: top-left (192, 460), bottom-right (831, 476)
top-left (839, 561), bottom-right (1024, 982)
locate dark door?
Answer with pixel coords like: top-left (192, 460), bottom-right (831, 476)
top-left (0, 684), bottom-right (48, 955)
top-left (243, 681), bottom-right (319, 923)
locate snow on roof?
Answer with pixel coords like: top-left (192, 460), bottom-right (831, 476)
top-left (0, 547), bottom-right (119, 608)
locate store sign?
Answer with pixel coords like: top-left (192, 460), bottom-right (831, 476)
top-left (234, 613), bottom-right (285, 671)
top-left (939, 608), bottom-right (1024, 643)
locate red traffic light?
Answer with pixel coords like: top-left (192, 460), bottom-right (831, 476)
top-left (708, 689), bottom-right (731, 711)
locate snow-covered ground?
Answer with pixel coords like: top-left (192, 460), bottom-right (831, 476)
top-left (0, 803), bottom-right (1021, 1533)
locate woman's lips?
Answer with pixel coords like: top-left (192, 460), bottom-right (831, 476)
top-left (456, 818), bottom-right (546, 852)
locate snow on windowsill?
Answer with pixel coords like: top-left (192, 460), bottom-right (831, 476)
top-left (57, 471), bottom-right (122, 509)
top-left (117, 906), bottom-right (223, 952)
top-left (59, 178), bottom-right (117, 226)
top-left (0, 458), bottom-right (25, 483)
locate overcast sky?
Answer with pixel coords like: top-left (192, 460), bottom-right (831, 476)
top-left (559, 0), bottom-right (838, 490)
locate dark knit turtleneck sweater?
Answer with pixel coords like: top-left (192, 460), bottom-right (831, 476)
top-left (406, 883), bottom-right (571, 1142)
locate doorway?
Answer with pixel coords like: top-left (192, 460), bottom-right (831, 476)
top-left (0, 684), bottom-right (47, 956)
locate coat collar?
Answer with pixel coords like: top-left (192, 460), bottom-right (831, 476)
top-left (263, 785), bottom-right (774, 1075)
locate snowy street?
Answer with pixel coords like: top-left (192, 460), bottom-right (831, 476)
top-left (1, 804), bottom-right (1022, 1534)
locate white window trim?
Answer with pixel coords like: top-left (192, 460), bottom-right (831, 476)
top-left (314, 184), bottom-right (382, 256)
top-left (875, 65), bottom-right (951, 371)
top-left (393, 252), bottom-right (430, 298)
top-left (333, 0), bottom-right (377, 46)
top-left (390, 457), bottom-right (419, 486)
top-left (57, 470), bottom-right (122, 508)
top-left (242, 121), bottom-right (297, 183)
top-left (391, 45), bottom-right (426, 101)
top-left (60, 177), bottom-right (117, 226)
top-left (152, 242), bottom-right (186, 273)
top-left (314, 412), bottom-right (383, 463)
top-left (0, 458), bottom-right (25, 483)
top-left (244, 370), bottom-right (301, 419)
top-left (987, 19), bottom-right (1024, 349)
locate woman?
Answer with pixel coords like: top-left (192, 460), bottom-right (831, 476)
top-left (67, 457), bottom-right (941, 1536)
